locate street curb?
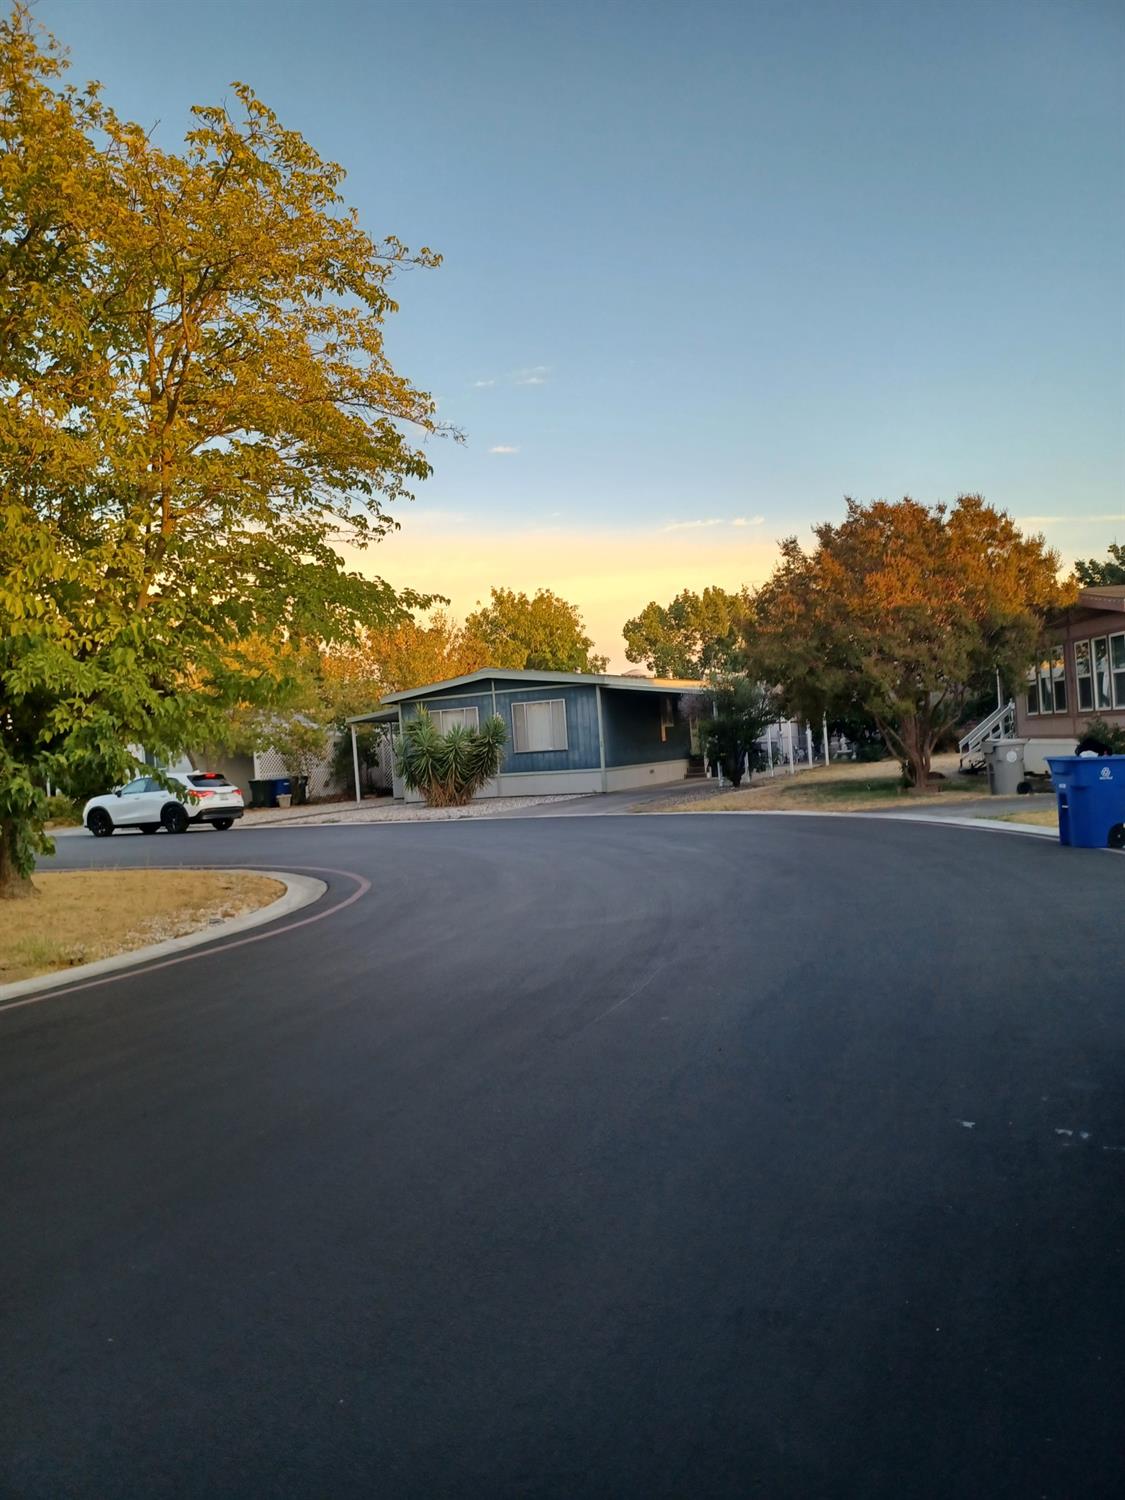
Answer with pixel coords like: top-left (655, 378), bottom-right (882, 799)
top-left (0, 870), bottom-right (326, 1004)
top-left (687, 809), bottom-right (1061, 838)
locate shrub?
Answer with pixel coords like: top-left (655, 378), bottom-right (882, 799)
top-left (43, 794), bottom-right (82, 826)
top-left (395, 712), bottom-right (507, 806)
top-left (1077, 717), bottom-right (1125, 755)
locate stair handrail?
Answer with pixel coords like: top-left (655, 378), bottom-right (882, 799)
top-left (958, 699), bottom-right (1016, 757)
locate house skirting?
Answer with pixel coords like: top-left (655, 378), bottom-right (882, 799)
top-left (1023, 737), bottom-right (1084, 776)
top-left (401, 759), bottom-right (690, 802)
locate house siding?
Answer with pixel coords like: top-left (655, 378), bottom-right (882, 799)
top-left (402, 681), bottom-right (603, 774)
top-left (1012, 601), bottom-right (1125, 772)
top-left (385, 673), bottom-right (700, 797)
top-left (1014, 609), bottom-right (1125, 742)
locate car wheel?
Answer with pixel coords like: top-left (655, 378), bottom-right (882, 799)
top-left (211, 818), bottom-right (235, 831)
top-left (1109, 824), bottom-right (1125, 851)
top-left (140, 823), bottom-right (159, 835)
top-left (161, 803), bottom-right (190, 835)
top-left (86, 808), bottom-right (114, 838)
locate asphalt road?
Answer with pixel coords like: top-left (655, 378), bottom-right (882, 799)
top-left (3, 816), bottom-right (1123, 1498)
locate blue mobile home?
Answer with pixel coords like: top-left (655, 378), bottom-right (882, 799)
top-left (348, 669), bottom-right (702, 801)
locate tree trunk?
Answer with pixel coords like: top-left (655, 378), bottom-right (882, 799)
top-left (874, 714), bottom-right (934, 793)
top-left (0, 819), bottom-right (35, 899)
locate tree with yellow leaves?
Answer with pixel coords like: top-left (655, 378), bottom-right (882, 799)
top-left (0, 6), bottom-right (441, 893)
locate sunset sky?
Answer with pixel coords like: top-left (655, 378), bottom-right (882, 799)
top-left (42, 0), bottom-right (1125, 668)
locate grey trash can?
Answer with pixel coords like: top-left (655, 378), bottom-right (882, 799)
top-left (983, 738), bottom-right (1027, 795)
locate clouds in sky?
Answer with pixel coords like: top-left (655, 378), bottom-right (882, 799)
top-left (470, 365), bottom-right (551, 389)
top-left (661, 515), bottom-right (765, 533)
top-left (489, 444), bottom-right (519, 454)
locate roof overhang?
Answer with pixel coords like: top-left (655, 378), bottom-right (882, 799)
top-left (374, 668), bottom-right (705, 706)
top-left (345, 707), bottom-right (401, 727)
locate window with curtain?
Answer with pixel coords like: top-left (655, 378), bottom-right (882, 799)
top-left (434, 707), bottom-right (479, 734)
top-left (511, 699), bottom-right (568, 753)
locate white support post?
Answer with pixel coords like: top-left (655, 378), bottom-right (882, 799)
top-left (822, 712), bottom-right (831, 765)
top-left (766, 733), bottom-right (774, 776)
top-left (350, 724), bottom-right (362, 806)
top-left (786, 720), bottom-right (795, 774)
top-left (806, 724), bottom-right (814, 767)
top-left (595, 685), bottom-right (608, 793)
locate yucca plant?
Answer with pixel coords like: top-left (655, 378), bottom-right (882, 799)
top-left (395, 711), bottom-right (507, 806)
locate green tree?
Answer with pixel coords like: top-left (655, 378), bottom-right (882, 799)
top-left (1074, 543), bottom-right (1125, 588)
top-left (0, 7), bottom-right (441, 894)
top-left (464, 588), bottom-right (608, 673)
top-left (623, 587), bottom-right (752, 677)
top-left (753, 496), bottom-right (1069, 790)
top-left (692, 675), bottom-right (776, 787)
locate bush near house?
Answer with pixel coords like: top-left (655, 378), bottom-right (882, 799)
top-left (1077, 717), bottom-right (1125, 755)
top-left (395, 712), bottom-right (507, 807)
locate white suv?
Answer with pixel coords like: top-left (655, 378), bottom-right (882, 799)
top-left (83, 772), bottom-right (245, 837)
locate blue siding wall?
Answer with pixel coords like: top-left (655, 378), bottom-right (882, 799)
top-left (501, 684), bottom-right (600, 773)
top-left (603, 690), bottom-right (691, 767)
top-left (396, 678), bottom-right (692, 776)
top-left (401, 681), bottom-right (602, 773)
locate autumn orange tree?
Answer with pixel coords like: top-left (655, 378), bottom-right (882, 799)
top-left (0, 7), bottom-right (441, 893)
top-left (754, 496), bottom-right (1069, 789)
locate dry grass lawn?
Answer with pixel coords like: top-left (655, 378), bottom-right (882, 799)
top-left (660, 752), bottom-right (985, 814)
top-left (986, 806), bottom-right (1060, 828)
top-left (0, 869), bottom-right (284, 984)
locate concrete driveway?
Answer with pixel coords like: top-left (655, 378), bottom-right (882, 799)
top-left (3, 816), bottom-right (1123, 1497)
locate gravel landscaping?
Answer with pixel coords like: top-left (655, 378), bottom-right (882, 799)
top-left (246, 793), bottom-right (589, 827)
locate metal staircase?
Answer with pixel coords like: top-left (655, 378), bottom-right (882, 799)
top-left (958, 700), bottom-right (1016, 771)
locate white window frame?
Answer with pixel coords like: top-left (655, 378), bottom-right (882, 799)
top-left (1091, 636), bottom-right (1112, 711)
top-left (1024, 671), bottom-right (1039, 717)
top-left (1111, 631), bottom-right (1125, 710)
top-left (1075, 640), bottom-right (1094, 713)
top-left (511, 698), bottom-right (568, 754)
top-left (433, 706), bottom-right (479, 734)
top-left (1035, 644), bottom-right (1066, 716)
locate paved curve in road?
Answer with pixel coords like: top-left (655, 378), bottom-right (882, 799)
top-left (3, 816), bottom-right (1123, 1498)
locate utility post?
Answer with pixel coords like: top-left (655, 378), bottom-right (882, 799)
top-left (350, 723), bottom-right (362, 806)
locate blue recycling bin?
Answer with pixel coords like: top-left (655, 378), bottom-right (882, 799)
top-left (271, 777), bottom-right (292, 801)
top-left (1047, 756), bottom-right (1125, 849)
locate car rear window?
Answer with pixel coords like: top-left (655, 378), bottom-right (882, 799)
top-left (187, 773), bottom-right (233, 787)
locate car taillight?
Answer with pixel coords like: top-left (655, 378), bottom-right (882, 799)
top-left (193, 788), bottom-right (215, 799)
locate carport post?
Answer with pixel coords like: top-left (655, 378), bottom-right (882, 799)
top-left (350, 724), bottom-right (362, 805)
top-left (595, 685), bottom-right (608, 792)
top-left (822, 712), bottom-right (830, 765)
